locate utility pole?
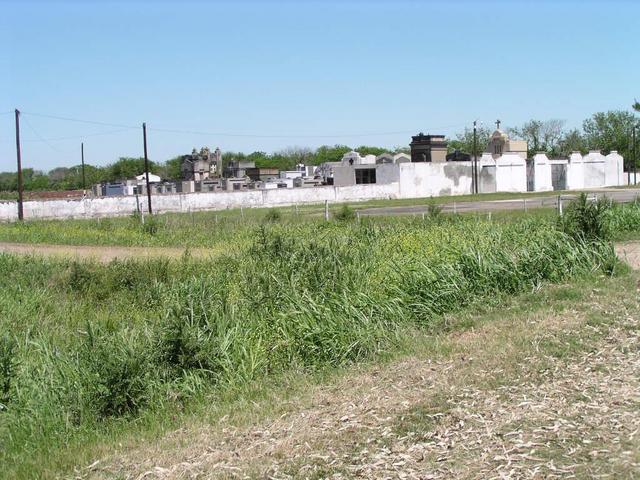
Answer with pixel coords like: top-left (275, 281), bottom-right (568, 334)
top-left (634, 124), bottom-right (637, 186)
top-left (81, 142), bottom-right (86, 190)
top-left (142, 122), bottom-right (153, 214)
top-left (473, 120), bottom-right (478, 194)
top-left (14, 109), bottom-right (24, 221)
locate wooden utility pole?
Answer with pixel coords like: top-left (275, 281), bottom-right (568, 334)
top-left (634, 124), bottom-right (637, 186)
top-left (14, 109), bottom-right (24, 221)
top-left (472, 120), bottom-right (478, 193)
top-left (81, 142), bottom-right (86, 190)
top-left (142, 122), bottom-right (153, 214)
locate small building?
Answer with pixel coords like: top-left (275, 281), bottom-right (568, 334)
top-left (486, 129), bottom-right (527, 159)
top-left (181, 147), bottom-right (222, 181)
top-left (246, 167), bottom-right (279, 182)
top-left (446, 150), bottom-right (471, 162)
top-left (223, 177), bottom-right (249, 191)
top-left (105, 183), bottom-right (125, 196)
top-left (294, 176), bottom-right (323, 188)
top-left (224, 160), bottom-right (255, 178)
top-left (410, 133), bottom-right (448, 162)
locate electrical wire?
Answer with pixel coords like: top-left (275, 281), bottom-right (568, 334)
top-left (146, 125), bottom-right (467, 139)
top-left (21, 115), bottom-right (62, 153)
top-left (22, 128), bottom-right (135, 143)
top-left (21, 111), bottom-right (140, 130)
top-left (20, 110), bottom-right (468, 139)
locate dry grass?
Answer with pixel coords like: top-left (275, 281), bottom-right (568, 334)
top-left (78, 268), bottom-right (640, 480)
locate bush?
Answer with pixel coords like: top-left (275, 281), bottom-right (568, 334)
top-left (560, 193), bottom-right (612, 241)
top-left (426, 200), bottom-right (444, 220)
top-left (142, 215), bottom-right (160, 235)
top-left (0, 334), bottom-right (17, 410)
top-left (264, 208), bottom-right (282, 223)
top-left (83, 327), bottom-right (150, 418)
top-left (334, 204), bottom-right (356, 221)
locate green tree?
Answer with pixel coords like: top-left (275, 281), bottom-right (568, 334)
top-left (559, 128), bottom-right (587, 156)
top-left (447, 126), bottom-right (492, 155)
top-left (354, 145), bottom-right (387, 156)
top-left (158, 156), bottom-right (182, 180)
top-left (508, 119), bottom-right (565, 157)
top-left (312, 145), bottom-right (352, 165)
top-left (108, 157), bottom-right (159, 182)
top-left (582, 110), bottom-right (638, 166)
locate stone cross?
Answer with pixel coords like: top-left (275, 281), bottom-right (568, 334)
top-left (496, 119), bottom-right (501, 130)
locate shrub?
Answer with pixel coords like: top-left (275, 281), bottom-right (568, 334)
top-left (142, 215), bottom-right (160, 235)
top-left (0, 334), bottom-right (17, 409)
top-left (264, 208), bottom-right (282, 223)
top-left (334, 204), bottom-right (356, 221)
top-left (83, 327), bottom-right (150, 418)
top-left (426, 200), bottom-right (444, 220)
top-left (559, 193), bottom-right (612, 241)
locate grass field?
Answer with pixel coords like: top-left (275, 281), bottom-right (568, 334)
top-left (1, 192), bottom-right (640, 248)
top-left (0, 195), bottom-right (639, 478)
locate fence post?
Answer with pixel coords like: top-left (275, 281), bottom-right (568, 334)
top-left (557, 195), bottom-right (563, 216)
top-left (324, 200), bottom-right (329, 221)
top-left (453, 201), bottom-right (457, 214)
top-left (356, 210), bottom-right (360, 223)
top-left (523, 198), bottom-right (527, 212)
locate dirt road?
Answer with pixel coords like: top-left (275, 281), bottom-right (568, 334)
top-left (0, 242), bottom-right (214, 262)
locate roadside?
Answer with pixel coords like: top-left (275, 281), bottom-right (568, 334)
top-left (80, 252), bottom-right (640, 479)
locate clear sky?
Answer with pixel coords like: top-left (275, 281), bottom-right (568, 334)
top-left (1, 0), bottom-right (638, 172)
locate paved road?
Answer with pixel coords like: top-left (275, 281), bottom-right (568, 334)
top-left (359, 188), bottom-right (640, 217)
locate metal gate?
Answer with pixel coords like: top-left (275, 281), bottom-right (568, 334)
top-left (551, 164), bottom-right (567, 191)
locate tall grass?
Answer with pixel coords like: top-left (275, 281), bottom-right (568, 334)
top-left (0, 213), bottom-right (625, 477)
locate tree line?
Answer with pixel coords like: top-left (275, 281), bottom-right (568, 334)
top-left (1, 108), bottom-right (638, 193)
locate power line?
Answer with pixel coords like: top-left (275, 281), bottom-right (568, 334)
top-left (147, 124), bottom-right (468, 139)
top-left (19, 110), bottom-right (467, 139)
top-left (21, 111), bottom-right (140, 130)
top-left (22, 127), bottom-right (134, 143)
top-left (21, 115), bottom-right (62, 153)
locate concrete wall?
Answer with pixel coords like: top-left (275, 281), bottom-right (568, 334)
top-left (0, 183), bottom-right (400, 222)
top-left (605, 151), bottom-right (624, 187)
top-left (583, 151), bottom-right (606, 188)
top-left (566, 153), bottom-right (584, 190)
top-left (1, 151), bottom-right (627, 222)
top-left (532, 153), bottom-right (553, 192)
top-left (397, 162), bottom-right (473, 198)
top-left (482, 153), bottom-right (527, 193)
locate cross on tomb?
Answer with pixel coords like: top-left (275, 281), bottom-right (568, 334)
top-left (496, 119), bottom-right (501, 130)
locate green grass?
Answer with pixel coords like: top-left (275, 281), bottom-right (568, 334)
top-left (0, 212), bottom-right (623, 478)
top-left (0, 194), bottom-right (637, 478)
top-left (1, 190), bottom-right (638, 248)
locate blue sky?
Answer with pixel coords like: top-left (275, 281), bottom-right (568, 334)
top-left (1, 0), bottom-right (638, 171)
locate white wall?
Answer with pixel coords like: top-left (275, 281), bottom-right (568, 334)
top-left (532, 154), bottom-right (553, 192)
top-left (566, 153), bottom-right (584, 190)
top-left (0, 151), bottom-right (627, 222)
top-left (605, 151), bottom-right (624, 187)
top-left (494, 153), bottom-right (527, 192)
top-left (397, 162), bottom-right (473, 198)
top-left (0, 184), bottom-right (400, 222)
top-left (583, 151), bottom-right (606, 188)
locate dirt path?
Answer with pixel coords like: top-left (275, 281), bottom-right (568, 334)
top-left (3, 240), bottom-right (640, 268)
top-left (0, 242), bottom-right (216, 262)
top-left (82, 272), bottom-right (640, 480)
top-left (616, 241), bottom-right (640, 269)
